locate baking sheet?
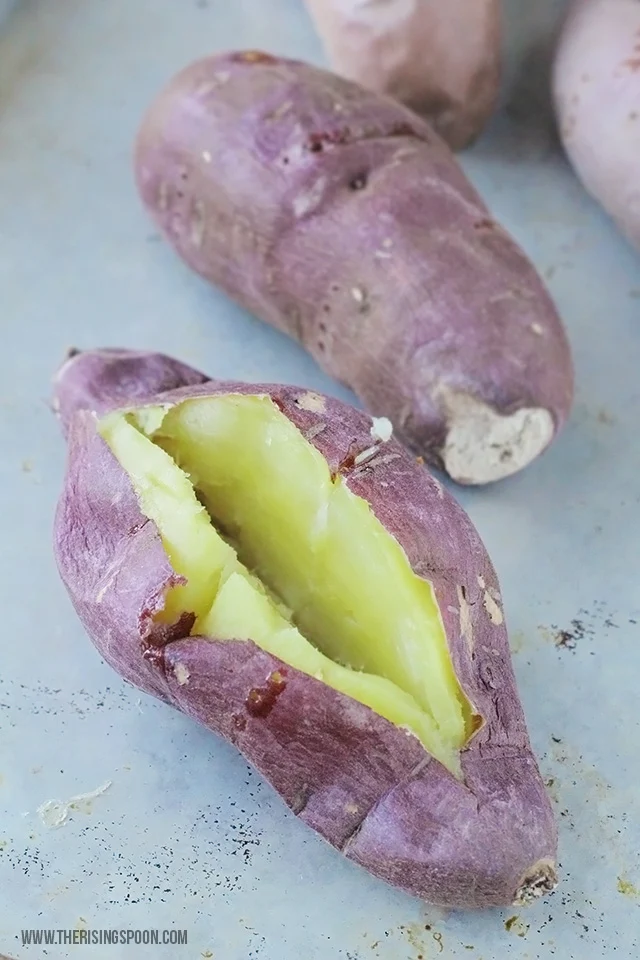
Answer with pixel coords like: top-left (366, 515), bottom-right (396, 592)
top-left (0, 1), bottom-right (638, 957)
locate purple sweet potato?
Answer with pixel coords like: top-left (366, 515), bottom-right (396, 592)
top-left (303, 0), bottom-right (502, 150)
top-left (134, 51), bottom-right (573, 485)
top-left (53, 348), bottom-right (557, 909)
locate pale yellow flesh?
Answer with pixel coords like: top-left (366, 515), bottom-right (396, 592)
top-left (99, 395), bottom-right (472, 774)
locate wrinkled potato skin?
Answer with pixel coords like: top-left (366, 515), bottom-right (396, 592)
top-left (53, 349), bottom-right (557, 909)
top-left (134, 53), bottom-right (573, 485)
top-left (304, 0), bottom-right (502, 150)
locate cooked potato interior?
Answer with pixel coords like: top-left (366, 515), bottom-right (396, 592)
top-left (99, 395), bottom-right (472, 773)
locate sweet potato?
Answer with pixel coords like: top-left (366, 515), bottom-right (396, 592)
top-left (134, 52), bottom-right (574, 485)
top-left (53, 347), bottom-right (557, 909)
top-left (303, 0), bottom-right (502, 150)
top-left (553, 0), bottom-right (640, 251)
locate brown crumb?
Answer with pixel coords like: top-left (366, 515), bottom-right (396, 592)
top-left (554, 619), bottom-right (587, 650)
top-left (505, 915), bottom-right (529, 937)
top-left (555, 629), bottom-right (576, 650)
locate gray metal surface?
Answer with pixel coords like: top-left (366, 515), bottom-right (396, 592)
top-left (0, 1), bottom-right (638, 957)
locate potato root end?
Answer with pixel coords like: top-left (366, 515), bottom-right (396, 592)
top-left (440, 391), bottom-right (555, 485)
top-left (513, 858), bottom-right (558, 906)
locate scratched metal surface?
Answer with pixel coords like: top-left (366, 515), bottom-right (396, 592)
top-left (0, 1), bottom-right (638, 957)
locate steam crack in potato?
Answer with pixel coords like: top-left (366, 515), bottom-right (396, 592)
top-left (99, 394), bottom-right (472, 774)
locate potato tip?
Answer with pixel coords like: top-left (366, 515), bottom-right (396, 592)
top-left (513, 860), bottom-right (558, 906)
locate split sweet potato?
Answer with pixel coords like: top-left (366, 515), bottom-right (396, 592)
top-left (53, 348), bottom-right (557, 909)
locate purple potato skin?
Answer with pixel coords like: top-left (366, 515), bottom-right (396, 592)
top-left (133, 52), bottom-right (574, 485)
top-left (53, 349), bottom-right (557, 909)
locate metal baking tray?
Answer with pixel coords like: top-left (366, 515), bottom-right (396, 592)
top-left (1, 1), bottom-right (638, 957)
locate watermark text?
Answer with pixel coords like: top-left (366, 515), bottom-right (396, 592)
top-left (21, 929), bottom-right (187, 947)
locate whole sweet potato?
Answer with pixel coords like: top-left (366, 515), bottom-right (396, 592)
top-left (53, 348), bottom-right (557, 909)
top-left (553, 0), bottom-right (640, 251)
top-left (303, 0), bottom-right (502, 150)
top-left (134, 52), bottom-right (574, 485)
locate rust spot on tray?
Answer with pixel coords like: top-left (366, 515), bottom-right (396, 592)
top-left (245, 670), bottom-right (287, 718)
